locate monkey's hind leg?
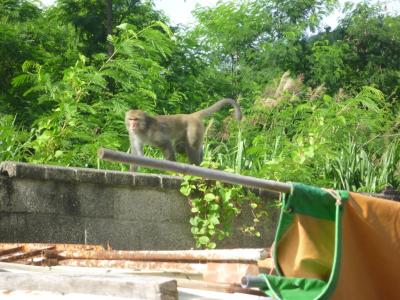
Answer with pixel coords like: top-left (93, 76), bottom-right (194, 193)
top-left (161, 142), bottom-right (176, 162)
top-left (186, 121), bottom-right (204, 165)
top-left (174, 140), bottom-right (186, 154)
top-left (186, 145), bottom-right (202, 165)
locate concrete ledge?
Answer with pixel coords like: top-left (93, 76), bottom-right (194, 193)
top-left (0, 161), bottom-right (182, 189)
top-left (0, 161), bottom-right (278, 250)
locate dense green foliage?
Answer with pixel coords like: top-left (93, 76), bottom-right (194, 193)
top-left (1, 0), bottom-right (400, 247)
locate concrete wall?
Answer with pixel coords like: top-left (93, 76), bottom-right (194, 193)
top-left (0, 161), bottom-right (279, 250)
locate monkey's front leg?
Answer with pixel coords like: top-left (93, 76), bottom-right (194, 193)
top-left (129, 133), bottom-right (143, 172)
top-left (129, 163), bottom-right (138, 172)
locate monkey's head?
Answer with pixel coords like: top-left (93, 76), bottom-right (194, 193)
top-left (125, 110), bottom-right (148, 133)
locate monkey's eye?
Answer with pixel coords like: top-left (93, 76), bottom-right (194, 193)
top-left (130, 118), bottom-right (138, 121)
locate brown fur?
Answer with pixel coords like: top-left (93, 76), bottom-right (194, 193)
top-left (125, 98), bottom-right (241, 171)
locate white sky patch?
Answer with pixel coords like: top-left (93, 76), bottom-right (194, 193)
top-left (154, 0), bottom-right (218, 26)
top-left (322, 0), bottom-right (400, 29)
top-left (154, 0), bottom-right (400, 29)
top-left (40, 0), bottom-right (54, 6)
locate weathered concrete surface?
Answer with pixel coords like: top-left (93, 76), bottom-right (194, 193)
top-left (0, 161), bottom-right (279, 250)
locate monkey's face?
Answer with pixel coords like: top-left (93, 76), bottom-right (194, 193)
top-left (125, 110), bottom-right (147, 133)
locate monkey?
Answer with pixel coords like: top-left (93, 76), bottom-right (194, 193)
top-left (125, 98), bottom-right (242, 171)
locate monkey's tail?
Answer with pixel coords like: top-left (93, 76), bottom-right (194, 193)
top-left (193, 98), bottom-right (242, 120)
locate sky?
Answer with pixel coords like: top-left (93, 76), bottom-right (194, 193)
top-left (153, 0), bottom-right (400, 28)
top-left (153, 0), bottom-right (218, 26)
top-left (41, 0), bottom-right (400, 29)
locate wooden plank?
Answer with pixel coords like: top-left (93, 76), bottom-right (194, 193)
top-left (0, 289), bottom-right (135, 300)
top-left (0, 261), bottom-right (202, 280)
top-left (58, 259), bottom-right (207, 274)
top-left (257, 258), bottom-right (273, 270)
top-left (0, 246), bottom-right (55, 262)
top-left (0, 243), bottom-right (104, 251)
top-left (0, 246), bottom-right (24, 257)
top-left (0, 272), bottom-right (178, 300)
top-left (0, 262), bottom-right (53, 273)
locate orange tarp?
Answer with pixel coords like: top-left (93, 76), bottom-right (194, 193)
top-left (277, 193), bottom-right (400, 300)
top-left (333, 193), bottom-right (400, 299)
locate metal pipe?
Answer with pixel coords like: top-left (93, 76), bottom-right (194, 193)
top-left (98, 148), bottom-right (292, 193)
top-left (45, 248), bottom-right (268, 262)
top-left (241, 275), bottom-right (268, 289)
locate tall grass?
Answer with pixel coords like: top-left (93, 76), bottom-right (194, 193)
top-left (200, 87), bottom-right (400, 193)
top-left (0, 114), bottom-right (32, 162)
top-left (329, 139), bottom-right (399, 192)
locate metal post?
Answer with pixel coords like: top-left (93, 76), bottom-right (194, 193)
top-left (241, 275), bottom-right (268, 288)
top-left (98, 148), bottom-right (292, 194)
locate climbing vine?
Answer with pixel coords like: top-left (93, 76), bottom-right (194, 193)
top-left (179, 161), bottom-right (269, 249)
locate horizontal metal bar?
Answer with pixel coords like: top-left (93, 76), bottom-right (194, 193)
top-left (45, 248), bottom-right (268, 262)
top-left (98, 148), bottom-right (292, 193)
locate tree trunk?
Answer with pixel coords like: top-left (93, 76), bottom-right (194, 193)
top-left (105, 0), bottom-right (113, 56)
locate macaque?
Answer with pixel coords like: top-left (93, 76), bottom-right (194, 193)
top-left (125, 98), bottom-right (242, 171)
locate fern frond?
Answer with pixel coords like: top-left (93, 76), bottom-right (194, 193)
top-left (23, 85), bottom-right (46, 96)
top-left (12, 74), bottom-right (35, 88)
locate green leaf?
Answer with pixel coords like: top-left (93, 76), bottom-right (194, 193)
top-left (180, 185), bottom-right (191, 196)
top-left (208, 215), bottom-right (220, 225)
top-left (190, 217), bottom-right (199, 226)
top-left (209, 204), bottom-right (219, 211)
top-left (208, 242), bottom-right (217, 249)
top-left (204, 193), bottom-right (216, 202)
top-left (198, 236), bottom-right (210, 245)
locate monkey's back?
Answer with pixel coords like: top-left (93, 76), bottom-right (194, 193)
top-left (155, 114), bottom-right (203, 142)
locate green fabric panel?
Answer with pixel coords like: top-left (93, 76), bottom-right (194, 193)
top-left (274, 202), bottom-right (295, 243)
top-left (314, 201), bottom-right (344, 299)
top-left (285, 183), bottom-right (349, 221)
top-left (260, 274), bottom-right (327, 300)
top-left (262, 184), bottom-right (349, 299)
top-left (272, 206), bottom-right (294, 276)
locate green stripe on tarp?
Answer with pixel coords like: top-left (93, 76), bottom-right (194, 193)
top-left (264, 183), bottom-right (349, 299)
top-left (285, 183), bottom-right (348, 221)
top-left (260, 274), bottom-right (327, 300)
